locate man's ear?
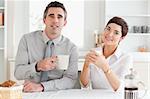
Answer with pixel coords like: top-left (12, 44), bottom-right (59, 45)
top-left (64, 20), bottom-right (67, 26)
top-left (43, 18), bottom-right (46, 24)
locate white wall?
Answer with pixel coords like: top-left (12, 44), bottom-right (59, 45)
top-left (83, 0), bottom-right (105, 50)
top-left (7, 0), bottom-right (15, 58)
top-left (7, 0), bottom-right (29, 58)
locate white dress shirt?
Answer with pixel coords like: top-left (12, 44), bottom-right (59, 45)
top-left (86, 46), bottom-right (133, 91)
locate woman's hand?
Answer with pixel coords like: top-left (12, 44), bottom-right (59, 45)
top-left (87, 50), bottom-right (109, 71)
top-left (84, 53), bottom-right (93, 67)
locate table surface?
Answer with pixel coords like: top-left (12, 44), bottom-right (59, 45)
top-left (23, 89), bottom-right (150, 99)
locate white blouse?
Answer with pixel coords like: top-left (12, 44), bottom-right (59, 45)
top-left (85, 46), bottom-right (133, 91)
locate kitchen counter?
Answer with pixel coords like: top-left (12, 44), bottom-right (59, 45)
top-left (130, 52), bottom-right (150, 62)
top-left (23, 89), bottom-right (150, 99)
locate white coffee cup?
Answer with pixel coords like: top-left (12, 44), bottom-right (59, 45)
top-left (57, 55), bottom-right (69, 70)
top-left (95, 50), bottom-right (102, 56)
top-left (94, 47), bottom-right (103, 56)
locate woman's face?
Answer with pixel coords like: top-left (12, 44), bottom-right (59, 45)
top-left (102, 23), bottom-right (123, 46)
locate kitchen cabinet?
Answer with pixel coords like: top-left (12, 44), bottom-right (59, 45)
top-left (133, 62), bottom-right (150, 89)
top-left (131, 52), bottom-right (150, 89)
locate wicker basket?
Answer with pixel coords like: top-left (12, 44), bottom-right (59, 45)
top-left (0, 85), bottom-right (23, 99)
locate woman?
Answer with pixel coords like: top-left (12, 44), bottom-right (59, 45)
top-left (80, 17), bottom-right (132, 91)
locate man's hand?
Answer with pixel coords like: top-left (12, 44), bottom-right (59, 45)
top-left (23, 81), bottom-right (44, 92)
top-left (37, 56), bottom-right (58, 71)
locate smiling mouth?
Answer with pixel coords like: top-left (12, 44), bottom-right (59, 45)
top-left (105, 37), bottom-right (113, 41)
top-left (51, 25), bottom-right (59, 29)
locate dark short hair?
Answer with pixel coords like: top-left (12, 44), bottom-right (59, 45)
top-left (106, 16), bottom-right (128, 37)
top-left (43, 1), bottom-right (67, 20)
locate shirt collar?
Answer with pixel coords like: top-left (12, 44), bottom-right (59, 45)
top-left (111, 46), bottom-right (122, 59)
top-left (42, 31), bottom-right (62, 45)
top-left (101, 45), bottom-right (122, 59)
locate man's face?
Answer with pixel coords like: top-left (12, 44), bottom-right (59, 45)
top-left (43, 7), bottom-right (67, 39)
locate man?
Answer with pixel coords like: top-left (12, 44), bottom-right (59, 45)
top-left (15, 1), bottom-right (78, 92)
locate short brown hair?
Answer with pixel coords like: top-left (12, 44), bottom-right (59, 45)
top-left (106, 16), bottom-right (128, 37)
top-left (43, 1), bottom-right (67, 20)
